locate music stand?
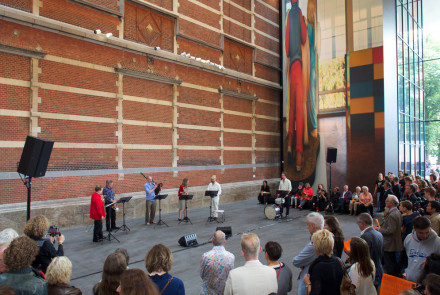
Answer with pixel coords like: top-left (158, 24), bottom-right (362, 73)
top-left (276, 190), bottom-right (289, 198)
top-left (179, 194), bottom-right (193, 224)
top-left (205, 190), bottom-right (218, 222)
top-left (155, 194), bottom-right (168, 227)
top-left (116, 197), bottom-right (132, 232)
top-left (103, 202), bottom-right (120, 243)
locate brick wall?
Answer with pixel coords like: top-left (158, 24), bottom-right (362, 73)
top-left (0, 0), bottom-right (281, 208)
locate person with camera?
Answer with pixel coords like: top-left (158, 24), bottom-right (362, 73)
top-left (103, 179), bottom-right (119, 232)
top-left (144, 175), bottom-right (159, 225)
top-left (24, 215), bottom-right (65, 273)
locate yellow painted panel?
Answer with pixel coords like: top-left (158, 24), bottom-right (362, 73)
top-left (350, 49), bottom-right (373, 68)
top-left (374, 63), bottom-right (384, 80)
top-left (350, 97), bottom-right (375, 114)
top-left (375, 112), bottom-right (385, 128)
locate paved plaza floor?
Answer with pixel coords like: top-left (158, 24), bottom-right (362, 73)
top-left (65, 198), bottom-right (363, 294)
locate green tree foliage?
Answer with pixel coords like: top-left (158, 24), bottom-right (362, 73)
top-left (424, 35), bottom-right (440, 161)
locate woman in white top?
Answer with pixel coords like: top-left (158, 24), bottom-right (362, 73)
top-left (348, 237), bottom-right (377, 295)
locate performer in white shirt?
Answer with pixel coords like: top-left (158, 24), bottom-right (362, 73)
top-left (207, 175), bottom-right (222, 219)
top-left (278, 172), bottom-right (292, 217)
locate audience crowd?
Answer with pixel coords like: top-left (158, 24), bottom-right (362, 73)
top-left (1, 170), bottom-right (440, 294)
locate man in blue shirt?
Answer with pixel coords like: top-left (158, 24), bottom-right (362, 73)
top-left (103, 179), bottom-right (119, 231)
top-left (144, 175), bottom-right (158, 225)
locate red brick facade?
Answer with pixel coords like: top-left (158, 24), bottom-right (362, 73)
top-left (0, 0), bottom-right (281, 205)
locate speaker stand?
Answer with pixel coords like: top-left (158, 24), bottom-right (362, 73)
top-left (19, 174), bottom-right (32, 221)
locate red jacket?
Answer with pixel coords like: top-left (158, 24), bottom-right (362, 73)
top-left (90, 192), bottom-right (105, 220)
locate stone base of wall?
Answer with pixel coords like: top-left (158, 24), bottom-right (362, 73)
top-left (0, 179), bottom-right (279, 232)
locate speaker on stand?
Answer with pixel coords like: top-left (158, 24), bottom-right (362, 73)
top-left (17, 136), bottom-right (54, 220)
top-left (326, 147), bottom-right (337, 193)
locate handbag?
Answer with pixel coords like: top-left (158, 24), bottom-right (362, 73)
top-left (337, 258), bottom-right (356, 295)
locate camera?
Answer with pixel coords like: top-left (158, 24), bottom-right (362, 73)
top-left (47, 225), bottom-right (61, 237)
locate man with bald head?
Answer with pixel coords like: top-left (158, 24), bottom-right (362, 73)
top-left (200, 230), bottom-right (235, 294)
top-left (224, 233), bottom-right (277, 295)
top-left (379, 195), bottom-right (403, 276)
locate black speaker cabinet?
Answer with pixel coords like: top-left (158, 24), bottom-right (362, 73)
top-left (326, 147), bottom-right (337, 164)
top-left (178, 233), bottom-right (198, 247)
top-left (216, 226), bottom-right (232, 239)
top-left (17, 136), bottom-right (54, 178)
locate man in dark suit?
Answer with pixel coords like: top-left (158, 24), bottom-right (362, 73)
top-left (357, 213), bottom-right (384, 288)
top-left (392, 177), bottom-right (402, 200)
top-left (336, 185), bottom-right (352, 214)
top-left (380, 182), bottom-right (393, 213)
top-left (379, 195), bottom-right (403, 276)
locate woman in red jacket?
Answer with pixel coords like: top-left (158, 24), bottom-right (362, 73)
top-left (90, 185), bottom-right (105, 242)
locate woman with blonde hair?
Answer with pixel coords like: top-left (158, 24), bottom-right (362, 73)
top-left (303, 229), bottom-right (343, 295)
top-left (348, 237), bottom-right (376, 295)
top-left (93, 253), bottom-right (127, 295)
top-left (46, 256), bottom-right (82, 295)
top-left (24, 215), bottom-right (65, 273)
top-left (116, 269), bottom-right (158, 295)
top-left (145, 244), bottom-right (184, 295)
top-left (177, 178), bottom-right (189, 221)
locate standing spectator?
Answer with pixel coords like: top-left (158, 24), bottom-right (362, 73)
top-left (224, 233), bottom-right (277, 295)
top-left (0, 236), bottom-right (47, 294)
top-left (46, 256), bottom-right (82, 295)
top-left (398, 171), bottom-right (406, 194)
top-left (114, 248), bottom-right (130, 268)
top-left (348, 237), bottom-right (377, 295)
top-left (350, 186), bottom-right (362, 216)
top-left (358, 186), bottom-right (374, 216)
top-left (392, 177), bottom-right (402, 200)
top-left (93, 253), bottom-right (127, 295)
top-left (379, 195), bottom-right (403, 276)
top-left (24, 215), bottom-right (65, 273)
top-left (416, 253), bottom-right (440, 290)
top-left (103, 179), bottom-right (119, 231)
top-left (90, 185), bottom-right (105, 243)
top-left (400, 200), bottom-right (420, 241)
top-left (427, 201), bottom-right (440, 235)
top-left (207, 175), bottom-right (222, 220)
top-left (424, 273), bottom-right (440, 295)
top-left (144, 176), bottom-right (158, 225)
top-left (116, 269), bottom-right (159, 295)
top-left (324, 215), bottom-right (345, 258)
top-left (264, 241), bottom-right (293, 295)
top-left (293, 212), bottom-right (322, 295)
top-left (357, 213), bottom-right (384, 288)
top-left (336, 185), bottom-right (352, 214)
top-left (381, 182), bottom-right (393, 213)
top-left (0, 228), bottom-right (19, 245)
top-left (406, 184), bottom-right (418, 206)
top-left (401, 216), bottom-right (440, 282)
top-left (145, 244), bottom-right (185, 295)
top-left (278, 172), bottom-right (292, 217)
top-left (302, 229), bottom-right (343, 295)
top-left (177, 178), bottom-right (189, 221)
top-left (200, 231), bottom-right (234, 295)
top-left (373, 173), bottom-right (385, 212)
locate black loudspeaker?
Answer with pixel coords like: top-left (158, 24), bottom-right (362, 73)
top-left (17, 136), bottom-right (54, 178)
top-left (216, 226), bottom-right (232, 239)
top-left (326, 147), bottom-right (337, 164)
top-left (178, 233), bottom-right (198, 247)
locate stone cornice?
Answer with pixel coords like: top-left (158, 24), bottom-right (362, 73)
top-left (115, 68), bottom-right (182, 85)
top-left (0, 43), bottom-right (46, 59)
top-left (219, 87), bottom-right (258, 101)
top-left (0, 5), bottom-right (281, 90)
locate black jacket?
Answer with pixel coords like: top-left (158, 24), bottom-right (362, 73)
top-left (309, 255), bottom-right (343, 295)
top-left (31, 237), bottom-right (64, 273)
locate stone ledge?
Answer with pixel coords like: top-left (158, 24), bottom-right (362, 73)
top-left (0, 179), bottom-right (279, 232)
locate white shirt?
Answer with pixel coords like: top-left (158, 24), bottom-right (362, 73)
top-left (279, 179), bottom-right (292, 192)
top-left (207, 181), bottom-right (221, 197)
